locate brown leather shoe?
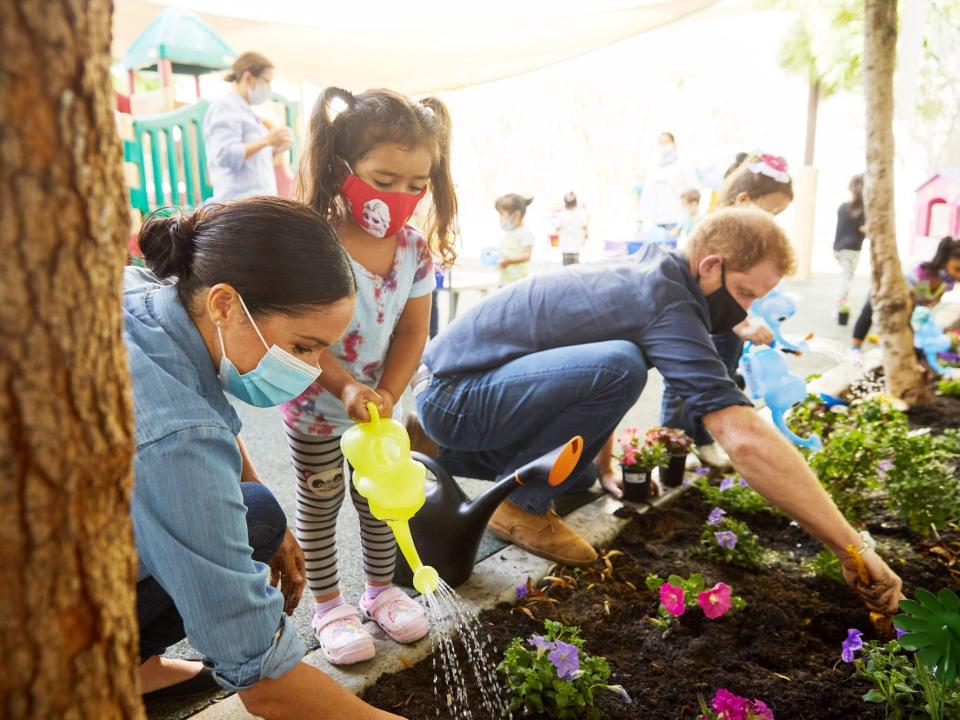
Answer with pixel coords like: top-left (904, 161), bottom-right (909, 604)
top-left (405, 410), bottom-right (438, 459)
top-left (488, 499), bottom-right (598, 566)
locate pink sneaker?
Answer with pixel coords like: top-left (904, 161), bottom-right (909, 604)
top-left (312, 604), bottom-right (375, 665)
top-left (359, 587), bottom-right (428, 644)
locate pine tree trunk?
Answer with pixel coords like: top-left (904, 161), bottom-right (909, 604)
top-left (863, 0), bottom-right (929, 405)
top-left (0, 1), bottom-right (144, 718)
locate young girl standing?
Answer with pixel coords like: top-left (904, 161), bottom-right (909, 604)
top-left (282, 88), bottom-right (458, 665)
top-left (495, 193), bottom-right (535, 286)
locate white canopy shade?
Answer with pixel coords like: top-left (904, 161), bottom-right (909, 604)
top-left (113, 0), bottom-right (719, 94)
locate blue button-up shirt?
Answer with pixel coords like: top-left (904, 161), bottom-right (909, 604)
top-left (202, 91), bottom-right (278, 201)
top-left (423, 242), bottom-right (751, 422)
top-left (123, 268), bottom-right (303, 691)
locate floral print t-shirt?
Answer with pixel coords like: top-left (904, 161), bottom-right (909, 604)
top-left (281, 225), bottom-right (435, 436)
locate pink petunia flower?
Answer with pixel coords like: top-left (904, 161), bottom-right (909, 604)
top-left (697, 582), bottom-right (733, 620)
top-left (659, 582), bottom-right (686, 617)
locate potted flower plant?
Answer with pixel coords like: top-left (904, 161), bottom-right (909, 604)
top-left (837, 299), bottom-right (851, 326)
top-left (646, 425), bottom-right (694, 488)
top-left (617, 428), bottom-right (668, 503)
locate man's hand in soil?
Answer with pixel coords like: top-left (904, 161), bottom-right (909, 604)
top-left (270, 528), bottom-right (306, 615)
top-left (703, 405), bottom-right (905, 614)
top-left (840, 548), bottom-right (904, 615)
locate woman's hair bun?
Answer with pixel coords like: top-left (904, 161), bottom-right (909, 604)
top-left (138, 209), bottom-right (198, 279)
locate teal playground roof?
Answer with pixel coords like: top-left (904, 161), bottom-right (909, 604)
top-left (123, 7), bottom-right (236, 75)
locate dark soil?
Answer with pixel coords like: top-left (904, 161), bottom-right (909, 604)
top-left (362, 397), bottom-right (960, 720)
top-left (907, 392), bottom-right (960, 432)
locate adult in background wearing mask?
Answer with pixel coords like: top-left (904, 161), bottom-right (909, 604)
top-left (413, 208), bottom-right (903, 617)
top-left (129, 197), bottom-right (401, 719)
top-left (203, 52), bottom-right (293, 201)
top-left (637, 131), bottom-right (698, 240)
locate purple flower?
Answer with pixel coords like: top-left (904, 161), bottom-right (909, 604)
top-left (707, 507), bottom-right (727, 525)
top-left (516, 583), bottom-right (528, 599)
top-left (694, 466), bottom-right (711, 477)
top-left (878, 459), bottom-right (894, 475)
top-left (715, 530), bottom-right (738, 550)
top-left (738, 477), bottom-right (749, 488)
top-left (528, 634), bottom-right (555, 654)
top-left (895, 626), bottom-right (906, 639)
top-left (547, 640), bottom-right (580, 679)
top-left (719, 475), bottom-right (735, 491)
top-left (841, 628), bottom-right (864, 663)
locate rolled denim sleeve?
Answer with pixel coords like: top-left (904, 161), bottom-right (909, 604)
top-left (132, 426), bottom-right (305, 690)
top-left (202, 103), bottom-right (247, 171)
top-left (640, 300), bottom-right (752, 421)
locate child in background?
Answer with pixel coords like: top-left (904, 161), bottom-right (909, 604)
top-left (833, 174), bottom-right (866, 309)
top-left (673, 188), bottom-right (703, 249)
top-left (850, 235), bottom-right (960, 360)
top-left (284, 87), bottom-right (458, 665)
top-left (496, 193), bottom-right (535, 285)
top-left (555, 191), bottom-right (589, 265)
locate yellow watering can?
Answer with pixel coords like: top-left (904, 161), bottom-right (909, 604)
top-left (340, 401), bottom-right (440, 595)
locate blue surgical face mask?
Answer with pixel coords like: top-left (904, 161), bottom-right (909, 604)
top-left (217, 295), bottom-right (322, 407)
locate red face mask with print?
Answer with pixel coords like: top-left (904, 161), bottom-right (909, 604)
top-left (341, 173), bottom-right (427, 239)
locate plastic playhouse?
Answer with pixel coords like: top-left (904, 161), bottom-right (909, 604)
top-left (114, 7), bottom-right (301, 259)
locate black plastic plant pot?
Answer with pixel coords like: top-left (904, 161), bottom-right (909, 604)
top-left (838, 310), bottom-right (850, 326)
top-left (621, 465), bottom-right (651, 503)
top-left (661, 453), bottom-right (687, 488)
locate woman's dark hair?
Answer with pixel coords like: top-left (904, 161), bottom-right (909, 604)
top-left (138, 197), bottom-right (355, 317)
top-left (718, 154), bottom-right (794, 208)
top-left (298, 87), bottom-right (459, 268)
top-left (224, 52), bottom-right (273, 83)
top-left (848, 173), bottom-right (865, 218)
top-left (495, 193), bottom-right (534, 219)
top-left (922, 236), bottom-right (960, 274)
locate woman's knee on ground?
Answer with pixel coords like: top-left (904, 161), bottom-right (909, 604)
top-left (241, 482), bottom-right (287, 561)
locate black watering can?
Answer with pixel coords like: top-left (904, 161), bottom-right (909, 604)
top-left (394, 436), bottom-right (584, 590)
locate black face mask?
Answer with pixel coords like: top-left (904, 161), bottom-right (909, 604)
top-left (704, 263), bottom-right (748, 334)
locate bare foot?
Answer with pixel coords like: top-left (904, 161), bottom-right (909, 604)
top-left (140, 656), bottom-right (204, 694)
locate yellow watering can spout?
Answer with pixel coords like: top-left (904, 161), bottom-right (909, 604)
top-left (341, 402), bottom-right (439, 594)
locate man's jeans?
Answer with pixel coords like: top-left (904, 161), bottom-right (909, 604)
top-left (416, 340), bottom-right (648, 515)
top-left (660, 330), bottom-right (742, 446)
top-left (137, 482), bottom-right (287, 662)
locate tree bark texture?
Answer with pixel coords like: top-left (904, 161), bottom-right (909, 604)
top-left (863, 0), bottom-right (929, 405)
top-left (0, 1), bottom-right (143, 718)
top-left (804, 77), bottom-right (819, 167)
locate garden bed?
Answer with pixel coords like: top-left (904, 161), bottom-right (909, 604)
top-left (362, 394), bottom-right (960, 719)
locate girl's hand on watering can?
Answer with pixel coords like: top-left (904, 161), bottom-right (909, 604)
top-left (375, 387), bottom-right (395, 419)
top-left (736, 322), bottom-right (775, 346)
top-left (270, 529), bottom-right (306, 615)
top-left (341, 382), bottom-right (386, 422)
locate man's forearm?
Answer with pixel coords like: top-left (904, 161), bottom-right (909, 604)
top-left (703, 405), bottom-right (861, 555)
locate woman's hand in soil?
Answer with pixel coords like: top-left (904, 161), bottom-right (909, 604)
top-left (840, 549), bottom-right (904, 614)
top-left (270, 528), bottom-right (306, 615)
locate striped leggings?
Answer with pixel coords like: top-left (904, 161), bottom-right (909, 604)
top-left (285, 425), bottom-right (397, 598)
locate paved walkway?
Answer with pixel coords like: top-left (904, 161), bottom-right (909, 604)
top-left (152, 267), bottom-right (870, 719)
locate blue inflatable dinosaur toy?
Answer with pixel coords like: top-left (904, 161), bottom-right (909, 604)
top-left (739, 286), bottom-right (822, 451)
top-left (912, 306), bottom-right (952, 376)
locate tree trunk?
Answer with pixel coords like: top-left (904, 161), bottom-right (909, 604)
top-left (863, 0), bottom-right (929, 405)
top-left (0, 2), bottom-right (144, 718)
top-left (804, 77), bottom-right (820, 167)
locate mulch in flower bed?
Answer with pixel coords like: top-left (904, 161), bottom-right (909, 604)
top-left (362, 400), bottom-right (960, 719)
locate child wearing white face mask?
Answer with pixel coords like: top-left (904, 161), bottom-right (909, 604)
top-left (496, 193), bottom-right (535, 286)
top-left (281, 87), bottom-right (459, 666)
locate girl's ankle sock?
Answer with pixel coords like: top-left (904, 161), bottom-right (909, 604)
top-left (363, 583), bottom-right (391, 605)
top-left (314, 594), bottom-right (345, 618)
